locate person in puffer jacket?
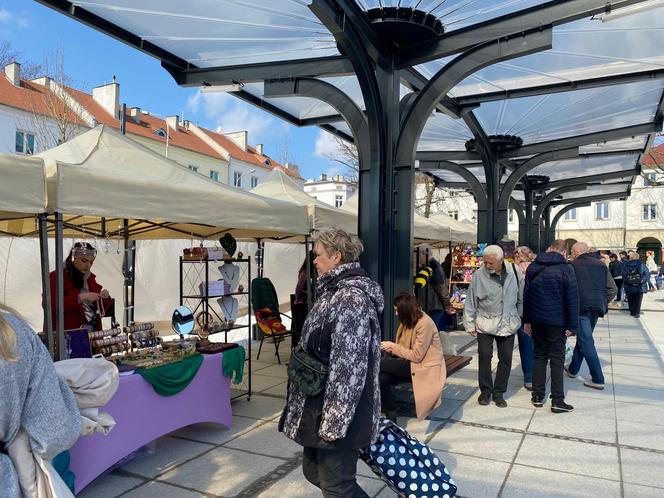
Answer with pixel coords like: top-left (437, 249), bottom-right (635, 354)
top-left (463, 245), bottom-right (523, 408)
top-left (523, 239), bottom-right (579, 414)
top-left (279, 228), bottom-right (383, 498)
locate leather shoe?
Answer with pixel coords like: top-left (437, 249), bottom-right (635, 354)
top-left (551, 400), bottom-right (574, 413)
top-left (478, 393), bottom-right (491, 405)
top-left (531, 395), bottom-right (545, 407)
top-left (493, 395), bottom-right (507, 408)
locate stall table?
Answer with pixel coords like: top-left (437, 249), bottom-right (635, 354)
top-left (68, 352), bottom-right (232, 493)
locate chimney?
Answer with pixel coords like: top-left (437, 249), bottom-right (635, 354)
top-left (223, 130), bottom-right (248, 151)
top-left (285, 162), bottom-right (300, 174)
top-left (256, 144), bottom-right (264, 155)
top-left (320, 173), bottom-right (327, 181)
top-left (92, 82), bottom-right (120, 119)
top-left (5, 62), bottom-right (20, 86)
top-left (129, 107), bottom-right (141, 122)
top-left (166, 115), bottom-right (179, 131)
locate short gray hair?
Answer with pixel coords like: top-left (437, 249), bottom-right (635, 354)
top-left (315, 228), bottom-right (364, 264)
top-left (628, 250), bottom-right (640, 261)
top-left (483, 245), bottom-right (504, 260)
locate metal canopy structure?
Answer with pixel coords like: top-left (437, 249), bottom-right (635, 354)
top-left (36, 0), bottom-right (664, 335)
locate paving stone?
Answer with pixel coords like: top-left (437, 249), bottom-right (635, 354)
top-left (618, 419), bottom-right (664, 451)
top-left (621, 448), bottom-right (664, 488)
top-left (252, 373), bottom-right (288, 392)
top-left (434, 450), bottom-right (510, 498)
top-left (428, 398), bottom-right (465, 420)
top-left (77, 472), bottom-right (145, 498)
top-left (397, 417), bottom-right (445, 442)
top-left (261, 380), bottom-right (288, 397)
top-left (256, 467), bottom-right (385, 498)
top-left (224, 421), bottom-right (301, 458)
top-left (170, 415), bottom-right (264, 445)
top-left (231, 394), bottom-right (286, 420)
top-left (441, 383), bottom-right (477, 401)
top-left (501, 464), bottom-right (620, 498)
top-left (160, 446), bottom-right (283, 496)
top-left (450, 400), bottom-right (534, 431)
top-left (428, 422), bottom-right (522, 463)
top-left (516, 435), bottom-right (620, 481)
top-left (123, 481), bottom-right (207, 497)
top-left (615, 400), bottom-right (664, 427)
top-left (614, 385), bottom-right (664, 406)
top-left (528, 408), bottom-right (616, 443)
top-left (119, 436), bottom-right (214, 478)
top-left (253, 364), bottom-right (289, 379)
top-left (622, 483), bottom-right (664, 497)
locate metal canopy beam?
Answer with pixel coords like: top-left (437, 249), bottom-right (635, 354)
top-left (531, 185), bottom-right (586, 250)
top-left (550, 202), bottom-right (592, 242)
top-left (428, 161), bottom-right (488, 211)
top-left (550, 192), bottom-right (629, 206)
top-left (400, 68), bottom-right (463, 118)
top-left (501, 122), bottom-right (659, 159)
top-left (398, 0), bottom-right (652, 68)
top-left (417, 150), bottom-right (481, 161)
top-left (546, 168), bottom-right (641, 188)
top-left (162, 56), bottom-right (354, 87)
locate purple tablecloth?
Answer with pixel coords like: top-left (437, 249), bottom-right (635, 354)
top-left (69, 352), bottom-right (233, 493)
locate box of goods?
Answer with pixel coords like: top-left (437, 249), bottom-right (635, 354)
top-left (206, 247), bottom-right (226, 260)
top-left (183, 247), bottom-right (207, 260)
top-left (199, 280), bottom-right (231, 297)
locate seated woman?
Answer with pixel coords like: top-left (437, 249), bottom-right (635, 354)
top-left (379, 293), bottom-right (446, 422)
top-left (1, 304), bottom-right (81, 496)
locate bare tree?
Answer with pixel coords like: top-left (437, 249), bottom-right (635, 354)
top-left (0, 41), bottom-right (42, 79)
top-left (325, 135), bottom-right (359, 183)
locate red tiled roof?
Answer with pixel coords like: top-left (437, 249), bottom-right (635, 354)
top-left (642, 143), bottom-right (664, 167)
top-left (66, 87), bottom-right (221, 159)
top-left (0, 76), bottom-right (87, 127)
top-left (200, 127), bottom-right (302, 180)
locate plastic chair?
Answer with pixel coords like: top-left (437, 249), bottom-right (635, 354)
top-left (251, 277), bottom-right (292, 364)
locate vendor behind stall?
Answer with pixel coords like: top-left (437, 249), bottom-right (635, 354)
top-left (50, 242), bottom-right (114, 331)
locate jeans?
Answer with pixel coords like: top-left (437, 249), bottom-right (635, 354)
top-left (568, 312), bottom-right (604, 384)
top-left (517, 326), bottom-right (534, 384)
top-left (627, 292), bottom-right (644, 316)
top-left (302, 447), bottom-right (369, 498)
top-left (379, 356), bottom-right (411, 413)
top-left (477, 333), bottom-right (515, 396)
top-left (614, 279), bottom-right (623, 301)
top-left (428, 309), bottom-right (445, 331)
top-left (532, 322), bottom-right (567, 402)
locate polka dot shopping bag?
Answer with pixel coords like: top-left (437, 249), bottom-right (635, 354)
top-left (360, 418), bottom-right (457, 498)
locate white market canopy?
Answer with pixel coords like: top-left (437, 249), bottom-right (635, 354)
top-left (429, 212), bottom-right (477, 244)
top-left (250, 167), bottom-right (357, 234)
top-left (37, 125), bottom-right (310, 240)
top-left (0, 154), bottom-right (47, 236)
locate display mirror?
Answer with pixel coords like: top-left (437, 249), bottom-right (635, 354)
top-left (171, 306), bottom-right (195, 337)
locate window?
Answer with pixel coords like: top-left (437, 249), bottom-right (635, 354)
top-left (449, 211), bottom-right (459, 220)
top-left (643, 204), bottom-right (657, 221)
top-left (564, 208), bottom-right (577, 221)
top-left (209, 170), bottom-right (220, 182)
top-left (250, 175), bottom-right (258, 188)
top-left (153, 128), bottom-right (167, 138)
top-left (335, 195), bottom-right (343, 208)
top-left (337, 185), bottom-right (344, 190)
top-left (233, 171), bottom-right (242, 187)
top-left (595, 202), bottom-right (609, 220)
top-left (644, 172), bottom-right (657, 186)
top-left (309, 186), bottom-right (316, 192)
top-left (188, 165), bottom-right (199, 173)
top-left (472, 209), bottom-right (478, 221)
top-left (15, 131), bottom-right (35, 155)
top-left (508, 210), bottom-right (514, 223)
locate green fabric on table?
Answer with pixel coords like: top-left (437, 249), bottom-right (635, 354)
top-left (52, 451), bottom-right (75, 493)
top-left (136, 354), bottom-right (204, 396)
top-left (223, 346), bottom-right (245, 384)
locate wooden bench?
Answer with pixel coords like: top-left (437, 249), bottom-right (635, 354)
top-left (444, 354), bottom-right (472, 376)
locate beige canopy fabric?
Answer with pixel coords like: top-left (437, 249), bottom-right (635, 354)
top-left (341, 194), bottom-right (453, 243)
top-left (250, 168), bottom-right (357, 234)
top-left (37, 125), bottom-right (310, 240)
top-left (429, 212), bottom-right (477, 244)
top-left (0, 154), bottom-right (47, 236)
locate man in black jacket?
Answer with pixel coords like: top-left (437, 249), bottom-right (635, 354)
top-left (566, 242), bottom-right (617, 390)
top-left (523, 239), bottom-right (579, 413)
top-left (609, 254), bottom-right (623, 302)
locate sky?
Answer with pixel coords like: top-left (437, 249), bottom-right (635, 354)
top-left (0, 0), bottom-right (344, 180)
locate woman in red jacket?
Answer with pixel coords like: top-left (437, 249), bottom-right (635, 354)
top-left (50, 242), bottom-right (113, 331)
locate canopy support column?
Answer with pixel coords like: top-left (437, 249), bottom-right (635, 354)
top-left (531, 186), bottom-right (584, 252)
top-left (122, 219), bottom-right (135, 326)
top-left (39, 213), bottom-right (54, 358)
top-left (54, 212), bottom-right (64, 360)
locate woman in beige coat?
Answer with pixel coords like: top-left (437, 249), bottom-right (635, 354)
top-left (379, 293), bottom-right (446, 421)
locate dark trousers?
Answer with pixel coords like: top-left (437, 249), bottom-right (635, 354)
top-left (379, 356), bottom-right (411, 412)
top-left (627, 292), bottom-right (644, 316)
top-left (477, 333), bottom-right (515, 396)
top-left (302, 447), bottom-right (369, 498)
top-left (532, 322), bottom-right (566, 402)
top-left (614, 279), bottom-right (623, 301)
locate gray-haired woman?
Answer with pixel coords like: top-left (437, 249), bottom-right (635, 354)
top-left (279, 228), bottom-right (384, 498)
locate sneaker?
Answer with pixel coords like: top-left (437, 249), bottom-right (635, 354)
top-left (531, 395), bottom-right (545, 407)
top-left (564, 366), bottom-right (577, 378)
top-left (584, 380), bottom-right (605, 390)
top-left (524, 382), bottom-right (533, 391)
top-left (478, 393), bottom-right (491, 406)
top-left (551, 401), bottom-right (574, 413)
top-left (493, 395), bottom-right (507, 408)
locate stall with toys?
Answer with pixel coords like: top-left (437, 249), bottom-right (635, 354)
top-left (449, 244), bottom-right (487, 312)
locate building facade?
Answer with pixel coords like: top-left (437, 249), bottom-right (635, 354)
top-left (303, 174), bottom-right (356, 207)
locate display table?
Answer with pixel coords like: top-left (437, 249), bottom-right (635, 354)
top-left (68, 352), bottom-right (233, 493)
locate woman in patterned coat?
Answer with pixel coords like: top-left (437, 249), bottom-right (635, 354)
top-left (279, 228), bottom-right (384, 498)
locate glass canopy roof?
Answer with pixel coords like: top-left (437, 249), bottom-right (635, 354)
top-left (40, 0), bottom-right (664, 212)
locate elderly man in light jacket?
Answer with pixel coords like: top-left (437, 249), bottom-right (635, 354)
top-left (463, 245), bottom-right (523, 408)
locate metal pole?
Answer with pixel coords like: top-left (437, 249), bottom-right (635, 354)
top-left (122, 219), bottom-right (135, 326)
top-left (39, 213), bottom-right (54, 358)
top-left (55, 212), bottom-right (64, 360)
top-left (305, 235), bottom-right (313, 309)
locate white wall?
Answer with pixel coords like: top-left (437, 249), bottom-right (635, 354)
top-left (228, 158), bottom-right (270, 190)
top-left (304, 181), bottom-right (356, 207)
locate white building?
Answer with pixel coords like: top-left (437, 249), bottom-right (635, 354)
top-left (304, 174), bottom-right (356, 207)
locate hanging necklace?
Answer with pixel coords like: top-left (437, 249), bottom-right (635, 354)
top-left (217, 296), bottom-right (238, 321)
top-left (218, 263), bottom-right (240, 292)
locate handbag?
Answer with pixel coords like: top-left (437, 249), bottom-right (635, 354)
top-left (287, 344), bottom-right (329, 396)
